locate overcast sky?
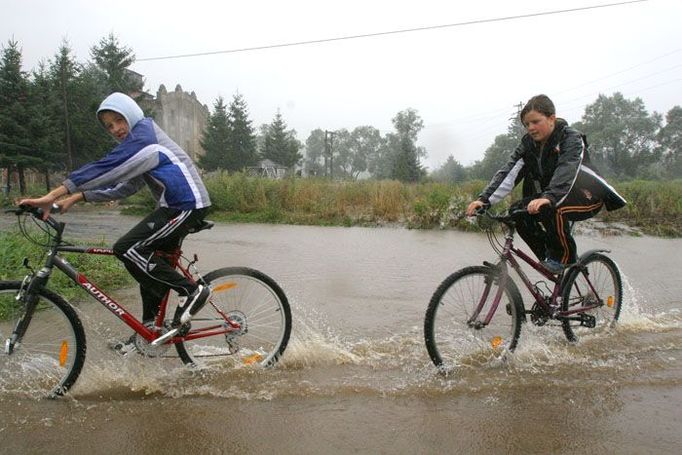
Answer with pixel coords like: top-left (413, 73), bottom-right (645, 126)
top-left (3, 0), bottom-right (681, 170)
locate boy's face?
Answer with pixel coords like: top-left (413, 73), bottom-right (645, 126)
top-left (99, 111), bottom-right (129, 141)
top-left (522, 110), bottom-right (556, 143)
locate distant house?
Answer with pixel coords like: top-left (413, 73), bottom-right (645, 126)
top-left (247, 159), bottom-right (287, 178)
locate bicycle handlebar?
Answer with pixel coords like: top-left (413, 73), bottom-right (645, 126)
top-left (5, 204), bottom-right (64, 238)
top-left (5, 203), bottom-right (60, 218)
top-left (474, 207), bottom-right (529, 224)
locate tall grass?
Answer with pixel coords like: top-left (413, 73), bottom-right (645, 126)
top-left (10, 173), bottom-right (679, 236)
top-left (602, 180), bottom-right (682, 236)
top-left (201, 173), bottom-right (457, 227)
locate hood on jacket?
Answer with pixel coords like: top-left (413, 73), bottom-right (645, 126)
top-left (96, 92), bottom-right (144, 132)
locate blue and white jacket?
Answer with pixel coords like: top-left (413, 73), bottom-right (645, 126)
top-left (63, 92), bottom-right (211, 211)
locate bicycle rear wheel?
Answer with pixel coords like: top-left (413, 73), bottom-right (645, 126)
top-left (560, 253), bottom-right (622, 342)
top-left (424, 266), bottom-right (524, 373)
top-left (176, 267), bottom-right (291, 368)
top-left (0, 281), bottom-right (86, 398)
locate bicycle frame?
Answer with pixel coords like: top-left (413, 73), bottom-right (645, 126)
top-left (474, 217), bottom-right (603, 326)
top-left (17, 213), bottom-right (241, 347)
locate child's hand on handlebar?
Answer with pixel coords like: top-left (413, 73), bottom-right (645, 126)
top-left (527, 197), bottom-right (551, 214)
top-left (17, 196), bottom-right (57, 220)
top-left (466, 200), bottom-right (487, 217)
top-left (56, 193), bottom-right (84, 214)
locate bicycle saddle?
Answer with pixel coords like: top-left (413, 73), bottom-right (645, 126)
top-left (188, 220), bottom-right (214, 234)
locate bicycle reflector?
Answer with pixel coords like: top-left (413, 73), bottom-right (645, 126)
top-left (242, 353), bottom-right (263, 365)
top-left (490, 336), bottom-right (503, 349)
top-left (607, 295), bottom-right (615, 308)
top-left (59, 340), bottom-right (69, 367)
top-left (212, 282), bottom-right (238, 293)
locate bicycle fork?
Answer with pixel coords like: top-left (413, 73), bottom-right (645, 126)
top-left (5, 269), bottom-right (50, 355)
top-left (468, 262), bottom-right (508, 329)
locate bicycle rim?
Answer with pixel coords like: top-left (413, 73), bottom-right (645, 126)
top-left (424, 266), bottom-right (523, 374)
top-left (176, 267), bottom-right (291, 368)
top-left (0, 281), bottom-right (86, 398)
top-left (561, 254), bottom-right (622, 342)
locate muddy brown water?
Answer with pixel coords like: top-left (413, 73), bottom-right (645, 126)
top-left (1, 208), bottom-right (681, 454)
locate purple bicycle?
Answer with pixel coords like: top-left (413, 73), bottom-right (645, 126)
top-left (424, 209), bottom-right (623, 373)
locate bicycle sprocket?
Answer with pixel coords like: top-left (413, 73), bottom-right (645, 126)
top-left (135, 322), bottom-right (173, 357)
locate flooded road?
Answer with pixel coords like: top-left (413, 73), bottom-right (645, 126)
top-left (1, 208), bottom-right (681, 454)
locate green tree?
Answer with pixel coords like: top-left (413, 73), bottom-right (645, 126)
top-left (48, 41), bottom-right (82, 171)
top-left (0, 39), bottom-right (35, 194)
top-left (28, 62), bottom-right (64, 190)
top-left (330, 129), bottom-right (352, 179)
top-left (304, 128), bottom-right (326, 177)
top-left (389, 108), bottom-right (425, 182)
top-left (226, 93), bottom-right (257, 170)
top-left (344, 126), bottom-right (382, 180)
top-left (89, 33), bottom-right (141, 94)
top-left (431, 155), bottom-right (466, 183)
top-left (577, 92), bottom-right (660, 178)
top-left (657, 106), bottom-right (682, 178)
top-left (199, 97), bottom-right (231, 171)
top-left (260, 110), bottom-right (302, 169)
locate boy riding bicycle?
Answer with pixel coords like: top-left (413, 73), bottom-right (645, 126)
top-left (19, 92), bottom-right (212, 350)
top-left (466, 94), bottom-right (626, 274)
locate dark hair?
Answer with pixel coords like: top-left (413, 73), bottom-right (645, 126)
top-left (520, 94), bottom-right (555, 122)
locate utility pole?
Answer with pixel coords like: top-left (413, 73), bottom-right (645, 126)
top-left (510, 101), bottom-right (525, 139)
top-left (324, 130), bottom-right (336, 179)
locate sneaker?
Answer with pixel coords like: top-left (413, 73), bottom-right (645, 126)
top-left (177, 285), bottom-right (211, 324)
top-left (541, 258), bottom-right (565, 275)
top-left (110, 334), bottom-right (137, 356)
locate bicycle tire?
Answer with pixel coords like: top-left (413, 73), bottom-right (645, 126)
top-left (560, 253), bottom-right (622, 342)
top-left (0, 281), bottom-right (86, 398)
top-left (424, 266), bottom-right (524, 373)
top-left (175, 267), bottom-right (291, 368)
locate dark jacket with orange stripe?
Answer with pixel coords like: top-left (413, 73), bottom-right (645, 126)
top-left (478, 118), bottom-right (626, 211)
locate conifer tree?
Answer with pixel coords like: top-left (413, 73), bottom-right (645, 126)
top-left (0, 39), bottom-right (35, 194)
top-left (226, 93), bottom-right (257, 170)
top-left (261, 110), bottom-right (302, 169)
top-left (90, 33), bottom-right (141, 94)
top-left (199, 97), bottom-right (231, 171)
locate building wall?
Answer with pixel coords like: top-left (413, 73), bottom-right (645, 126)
top-left (152, 84), bottom-right (209, 161)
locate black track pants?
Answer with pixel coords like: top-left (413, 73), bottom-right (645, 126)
top-left (112, 207), bottom-right (208, 321)
top-left (514, 188), bottom-right (604, 265)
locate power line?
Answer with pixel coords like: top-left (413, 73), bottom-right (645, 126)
top-left (137, 0), bottom-right (648, 62)
top-left (555, 48), bottom-right (682, 95)
top-left (436, 46), bottom-right (681, 136)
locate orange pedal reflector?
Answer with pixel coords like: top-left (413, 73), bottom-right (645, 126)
top-left (607, 296), bottom-right (614, 308)
top-left (242, 353), bottom-right (263, 365)
top-left (212, 282), bottom-right (238, 293)
top-left (59, 341), bottom-right (69, 367)
top-left (490, 336), bottom-right (503, 349)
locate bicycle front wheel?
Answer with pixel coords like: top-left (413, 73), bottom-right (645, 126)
top-left (0, 281), bottom-right (86, 398)
top-left (561, 253), bottom-right (622, 342)
top-left (424, 266), bottom-right (524, 373)
top-left (176, 267), bottom-right (291, 368)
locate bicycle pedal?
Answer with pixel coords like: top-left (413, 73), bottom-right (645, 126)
top-left (580, 314), bottom-right (596, 328)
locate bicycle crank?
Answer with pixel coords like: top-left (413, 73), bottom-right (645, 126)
top-left (528, 302), bottom-right (549, 326)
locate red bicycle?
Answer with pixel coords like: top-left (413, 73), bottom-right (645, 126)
top-left (424, 208), bottom-right (623, 373)
top-left (0, 205), bottom-right (291, 398)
